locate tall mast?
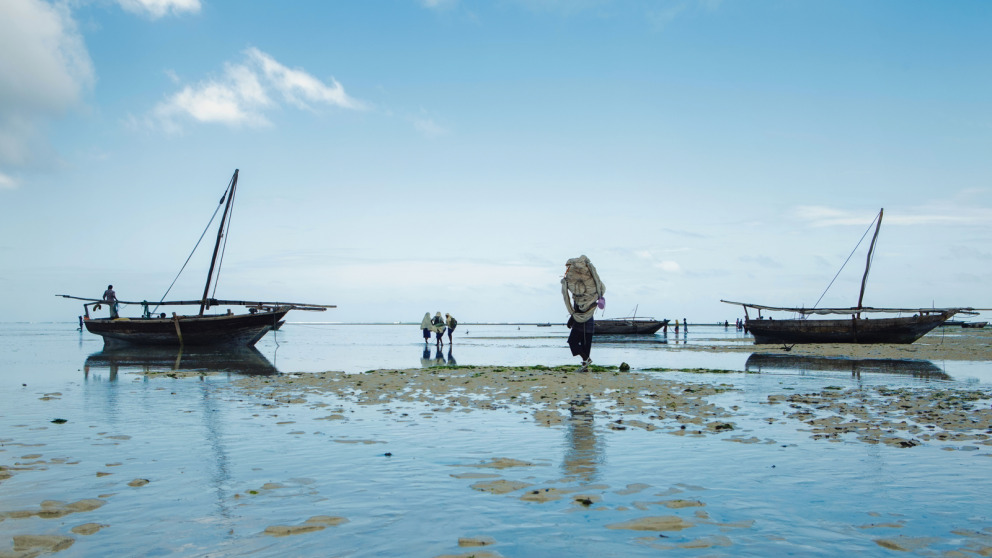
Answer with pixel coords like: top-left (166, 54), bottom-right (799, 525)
top-left (199, 169), bottom-right (239, 315)
top-left (856, 208), bottom-right (883, 311)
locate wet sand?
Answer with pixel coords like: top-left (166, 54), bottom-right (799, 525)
top-left (231, 360), bottom-right (992, 448)
top-left (3, 326), bottom-right (992, 556)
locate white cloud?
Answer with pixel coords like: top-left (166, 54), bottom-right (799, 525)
top-left (420, 0), bottom-right (458, 9)
top-left (116, 0), bottom-right (200, 19)
top-left (246, 48), bottom-right (363, 111)
top-left (647, 0), bottom-right (722, 30)
top-left (410, 109), bottom-right (448, 138)
top-left (794, 205), bottom-right (992, 228)
top-left (633, 249), bottom-right (683, 273)
top-left (655, 260), bottom-right (682, 273)
top-left (0, 0), bottom-right (94, 180)
top-left (0, 171), bottom-right (17, 189)
top-left (151, 48), bottom-right (364, 132)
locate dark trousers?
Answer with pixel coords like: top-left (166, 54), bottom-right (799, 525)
top-left (567, 317), bottom-right (594, 359)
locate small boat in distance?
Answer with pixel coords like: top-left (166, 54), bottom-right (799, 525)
top-left (594, 317), bottom-right (668, 335)
top-left (59, 169), bottom-right (334, 349)
top-left (593, 307), bottom-right (668, 335)
top-left (722, 209), bottom-right (976, 345)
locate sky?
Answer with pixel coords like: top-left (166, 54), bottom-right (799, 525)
top-left (1, 0), bottom-right (990, 324)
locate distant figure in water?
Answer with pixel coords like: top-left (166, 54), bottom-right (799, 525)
top-left (420, 312), bottom-right (432, 343)
top-left (445, 313), bottom-right (457, 344)
top-left (683, 318), bottom-right (688, 332)
top-left (103, 285), bottom-right (119, 318)
top-left (78, 316), bottom-right (83, 330)
top-left (561, 255), bottom-right (605, 372)
top-left (674, 320), bottom-right (679, 335)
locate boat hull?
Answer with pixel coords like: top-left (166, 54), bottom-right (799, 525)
top-left (745, 312), bottom-right (953, 345)
top-left (84, 309), bottom-right (289, 348)
top-left (593, 319), bottom-right (667, 335)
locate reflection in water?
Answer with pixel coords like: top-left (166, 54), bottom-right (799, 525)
top-left (198, 380), bottom-right (233, 521)
top-left (563, 395), bottom-right (603, 483)
top-left (593, 336), bottom-right (668, 346)
top-left (84, 346), bottom-right (279, 380)
top-left (420, 346), bottom-right (455, 367)
top-left (744, 353), bottom-right (949, 380)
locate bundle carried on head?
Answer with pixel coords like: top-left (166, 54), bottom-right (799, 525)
top-left (561, 255), bottom-right (605, 323)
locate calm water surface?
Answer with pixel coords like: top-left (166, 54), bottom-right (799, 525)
top-left (1, 323), bottom-right (991, 557)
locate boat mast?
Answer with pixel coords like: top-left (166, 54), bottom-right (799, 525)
top-left (199, 169), bottom-right (239, 315)
top-left (856, 208), bottom-right (883, 314)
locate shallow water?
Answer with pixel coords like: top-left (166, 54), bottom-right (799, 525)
top-left (2, 323), bottom-right (991, 557)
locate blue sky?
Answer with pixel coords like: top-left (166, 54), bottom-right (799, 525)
top-left (1, 0), bottom-right (990, 324)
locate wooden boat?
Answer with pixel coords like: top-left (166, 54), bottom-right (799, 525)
top-left (961, 321), bottom-right (988, 329)
top-left (593, 317), bottom-right (668, 335)
top-left (722, 209), bottom-right (976, 345)
top-left (59, 169), bottom-right (333, 349)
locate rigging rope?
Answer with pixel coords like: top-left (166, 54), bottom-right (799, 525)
top-left (810, 212), bottom-right (880, 312)
top-left (152, 186), bottom-right (231, 314)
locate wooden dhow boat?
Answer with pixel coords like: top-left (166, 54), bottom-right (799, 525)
top-left (593, 307), bottom-right (668, 335)
top-left (722, 209), bottom-right (978, 345)
top-left (59, 169), bottom-right (334, 349)
top-left (593, 317), bottom-right (668, 335)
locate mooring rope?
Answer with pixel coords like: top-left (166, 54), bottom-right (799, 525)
top-left (811, 212), bottom-right (880, 311)
top-left (210, 182), bottom-right (237, 300)
top-left (152, 186), bottom-right (230, 314)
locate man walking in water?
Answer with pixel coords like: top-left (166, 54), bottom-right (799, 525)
top-left (561, 255), bottom-right (605, 372)
top-left (445, 313), bottom-right (457, 344)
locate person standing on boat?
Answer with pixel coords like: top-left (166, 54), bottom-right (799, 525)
top-left (431, 312), bottom-right (446, 346)
top-left (445, 313), bottom-right (457, 344)
top-left (561, 255), bottom-right (605, 372)
top-left (420, 312), bottom-right (432, 344)
top-left (103, 285), bottom-right (119, 318)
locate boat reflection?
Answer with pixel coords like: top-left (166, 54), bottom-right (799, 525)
top-left (84, 346), bottom-right (279, 380)
top-left (744, 353), bottom-right (949, 380)
top-left (594, 335), bottom-right (668, 345)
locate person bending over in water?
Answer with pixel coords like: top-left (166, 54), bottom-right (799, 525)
top-left (431, 312), bottom-right (446, 346)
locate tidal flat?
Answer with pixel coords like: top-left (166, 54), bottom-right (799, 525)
top-left (1, 323), bottom-right (991, 557)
